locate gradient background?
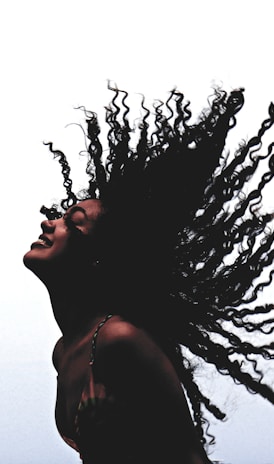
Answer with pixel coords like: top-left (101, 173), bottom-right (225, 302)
top-left (1, 1), bottom-right (274, 463)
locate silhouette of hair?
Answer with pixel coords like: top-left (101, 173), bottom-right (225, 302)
top-left (41, 83), bottom-right (274, 448)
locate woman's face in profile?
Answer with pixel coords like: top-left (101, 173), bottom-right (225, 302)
top-left (23, 199), bottom-right (104, 280)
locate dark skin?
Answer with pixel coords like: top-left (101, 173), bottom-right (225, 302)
top-left (24, 199), bottom-right (211, 464)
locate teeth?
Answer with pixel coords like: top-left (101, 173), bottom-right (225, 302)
top-left (36, 239), bottom-right (51, 247)
top-left (31, 239), bottom-right (52, 250)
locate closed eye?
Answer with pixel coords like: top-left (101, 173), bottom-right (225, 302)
top-left (63, 213), bottom-right (83, 234)
top-left (63, 205), bottom-right (88, 233)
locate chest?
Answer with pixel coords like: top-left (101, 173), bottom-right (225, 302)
top-left (54, 337), bottom-right (126, 452)
top-left (54, 338), bottom-right (96, 437)
top-left (58, 341), bottom-right (91, 385)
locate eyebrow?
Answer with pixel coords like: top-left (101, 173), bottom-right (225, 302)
top-left (65, 206), bottom-right (88, 220)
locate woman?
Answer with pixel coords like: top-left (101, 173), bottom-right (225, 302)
top-left (24, 85), bottom-right (274, 463)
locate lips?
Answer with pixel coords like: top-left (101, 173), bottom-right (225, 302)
top-left (31, 234), bottom-right (53, 249)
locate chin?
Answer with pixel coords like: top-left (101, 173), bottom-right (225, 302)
top-left (23, 249), bottom-right (47, 278)
top-left (23, 254), bottom-right (40, 279)
top-left (23, 244), bottom-right (53, 269)
top-left (23, 250), bottom-right (34, 269)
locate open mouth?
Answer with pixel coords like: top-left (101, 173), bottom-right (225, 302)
top-left (31, 235), bottom-right (53, 249)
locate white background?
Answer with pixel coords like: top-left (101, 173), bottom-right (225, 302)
top-left (1, 1), bottom-right (274, 463)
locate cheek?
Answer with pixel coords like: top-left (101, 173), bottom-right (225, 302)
top-left (53, 234), bottom-right (92, 266)
top-left (47, 228), bottom-right (75, 260)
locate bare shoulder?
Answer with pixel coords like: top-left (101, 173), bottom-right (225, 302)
top-left (97, 316), bottom-right (181, 386)
top-left (100, 317), bottom-right (144, 342)
top-left (99, 317), bottom-right (161, 357)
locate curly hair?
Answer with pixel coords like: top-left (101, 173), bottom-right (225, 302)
top-left (41, 83), bottom-right (274, 449)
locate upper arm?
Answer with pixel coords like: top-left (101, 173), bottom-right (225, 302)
top-left (98, 322), bottom-right (183, 400)
top-left (97, 323), bottom-right (201, 441)
top-left (96, 321), bottom-right (210, 463)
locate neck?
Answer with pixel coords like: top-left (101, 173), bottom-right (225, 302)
top-left (46, 272), bottom-right (109, 342)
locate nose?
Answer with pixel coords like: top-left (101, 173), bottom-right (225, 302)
top-left (41, 219), bottom-right (55, 233)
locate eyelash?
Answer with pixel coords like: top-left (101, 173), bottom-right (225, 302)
top-left (63, 215), bottom-right (82, 234)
